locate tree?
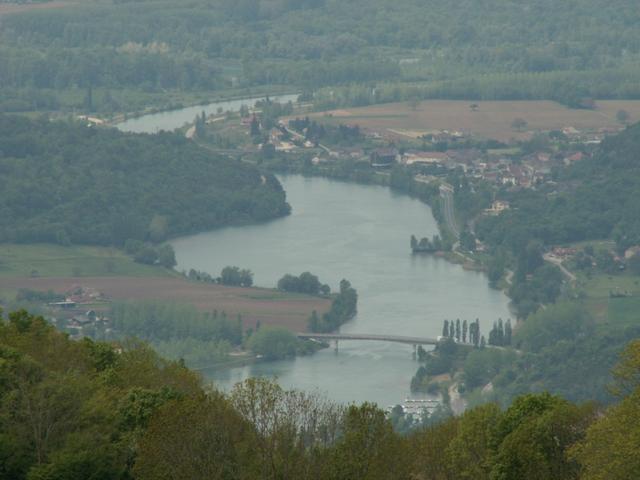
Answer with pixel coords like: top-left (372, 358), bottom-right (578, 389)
top-left (596, 249), bottom-right (618, 274)
top-left (134, 393), bottom-right (256, 480)
top-left (460, 229), bottom-right (476, 252)
top-left (250, 115), bottom-right (260, 136)
top-left (569, 340), bottom-right (640, 479)
top-left (610, 339), bottom-right (640, 397)
top-left (247, 326), bottom-right (298, 360)
top-left (220, 266), bottom-right (253, 287)
top-left (442, 320), bottom-right (449, 338)
top-left (491, 393), bottom-right (596, 480)
top-left (504, 319), bottom-right (512, 346)
top-left (462, 319), bottom-right (468, 343)
top-left (230, 378), bottom-right (343, 479)
top-left (330, 403), bottom-right (408, 480)
top-left (446, 403), bottom-right (501, 480)
top-left (627, 253), bottom-right (640, 275)
top-left (455, 319), bottom-right (461, 342)
top-left (157, 244), bottom-right (177, 269)
top-left (616, 109), bottom-right (630, 124)
top-left (511, 118), bottom-right (528, 132)
top-left (135, 245), bottom-right (159, 265)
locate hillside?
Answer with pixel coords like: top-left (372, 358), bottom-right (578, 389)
top-left (2, 0), bottom-right (640, 112)
top-left (0, 115), bottom-right (290, 246)
top-left (477, 122), bottom-right (640, 254)
top-left (0, 309), bottom-right (638, 479)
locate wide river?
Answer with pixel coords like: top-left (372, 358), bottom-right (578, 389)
top-left (117, 97), bottom-right (511, 407)
top-left (171, 175), bottom-right (511, 406)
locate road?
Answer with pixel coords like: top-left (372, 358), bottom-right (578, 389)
top-left (439, 184), bottom-right (460, 239)
top-left (543, 253), bottom-right (577, 282)
top-left (297, 332), bottom-right (439, 346)
top-left (283, 125), bottom-right (333, 154)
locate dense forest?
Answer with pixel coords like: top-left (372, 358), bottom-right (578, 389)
top-left (1, 309), bottom-right (639, 479)
top-left (0, 114), bottom-right (290, 246)
top-left (2, 0), bottom-right (640, 112)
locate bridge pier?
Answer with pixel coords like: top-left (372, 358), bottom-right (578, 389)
top-left (334, 339), bottom-right (339, 354)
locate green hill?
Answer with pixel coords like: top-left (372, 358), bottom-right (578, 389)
top-left (0, 115), bottom-right (290, 246)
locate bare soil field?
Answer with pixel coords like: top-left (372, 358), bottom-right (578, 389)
top-left (0, 276), bottom-right (331, 331)
top-left (309, 100), bottom-right (640, 142)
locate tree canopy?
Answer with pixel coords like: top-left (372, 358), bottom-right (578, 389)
top-left (0, 115), bottom-right (290, 246)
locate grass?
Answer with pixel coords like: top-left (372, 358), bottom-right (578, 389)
top-left (0, 244), bottom-right (174, 278)
top-left (573, 269), bottom-right (640, 326)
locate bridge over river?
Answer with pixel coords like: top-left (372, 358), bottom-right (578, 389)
top-left (296, 332), bottom-right (440, 348)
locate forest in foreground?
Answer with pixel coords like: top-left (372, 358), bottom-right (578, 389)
top-left (0, 309), bottom-right (638, 480)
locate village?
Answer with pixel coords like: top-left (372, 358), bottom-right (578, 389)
top-left (195, 97), bottom-right (624, 203)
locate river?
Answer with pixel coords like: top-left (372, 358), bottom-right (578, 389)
top-left (116, 99), bottom-right (512, 407)
top-left (116, 93), bottom-right (298, 133)
top-left (171, 175), bottom-right (511, 407)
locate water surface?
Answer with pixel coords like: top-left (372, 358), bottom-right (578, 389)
top-left (172, 175), bottom-right (511, 406)
top-left (117, 94), bottom-right (298, 133)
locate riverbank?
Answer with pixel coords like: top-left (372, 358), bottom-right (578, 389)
top-left (109, 87), bottom-right (299, 127)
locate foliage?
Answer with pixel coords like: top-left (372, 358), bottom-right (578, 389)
top-left (308, 279), bottom-right (357, 332)
top-left (110, 301), bottom-right (243, 345)
top-left (277, 271), bottom-right (330, 295)
top-left (220, 266), bottom-right (254, 287)
top-left (477, 123), bottom-right (640, 257)
top-left (3, 1), bottom-right (640, 113)
top-left (2, 308), bottom-right (640, 479)
top-left (0, 115), bottom-right (290, 246)
top-left (247, 326), bottom-right (299, 360)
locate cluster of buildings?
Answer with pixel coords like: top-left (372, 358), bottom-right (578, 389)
top-left (47, 285), bottom-right (112, 339)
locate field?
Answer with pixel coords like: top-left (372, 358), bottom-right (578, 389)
top-left (0, 244), bottom-right (331, 331)
top-left (308, 100), bottom-right (640, 142)
top-left (0, 244), bottom-right (173, 278)
top-left (0, 276), bottom-right (330, 331)
top-left (574, 269), bottom-right (640, 327)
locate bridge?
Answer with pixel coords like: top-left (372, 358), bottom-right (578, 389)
top-left (296, 332), bottom-right (439, 347)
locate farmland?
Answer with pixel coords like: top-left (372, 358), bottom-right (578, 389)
top-left (0, 244), bottom-right (331, 331)
top-left (0, 276), bottom-right (330, 332)
top-left (308, 100), bottom-right (640, 143)
top-left (0, 244), bottom-right (173, 278)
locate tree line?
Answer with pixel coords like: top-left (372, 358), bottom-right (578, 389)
top-left (308, 279), bottom-right (358, 332)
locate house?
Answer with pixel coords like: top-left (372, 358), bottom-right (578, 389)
top-left (48, 301), bottom-right (76, 309)
top-left (552, 247), bottom-right (577, 258)
top-left (562, 126), bottom-right (581, 137)
top-left (485, 200), bottom-right (510, 215)
top-left (370, 148), bottom-right (399, 167)
top-left (625, 246), bottom-right (640, 259)
top-left (564, 152), bottom-right (585, 165)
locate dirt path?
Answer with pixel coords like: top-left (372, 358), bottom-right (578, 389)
top-left (543, 253), bottom-right (577, 282)
top-left (448, 382), bottom-right (468, 415)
